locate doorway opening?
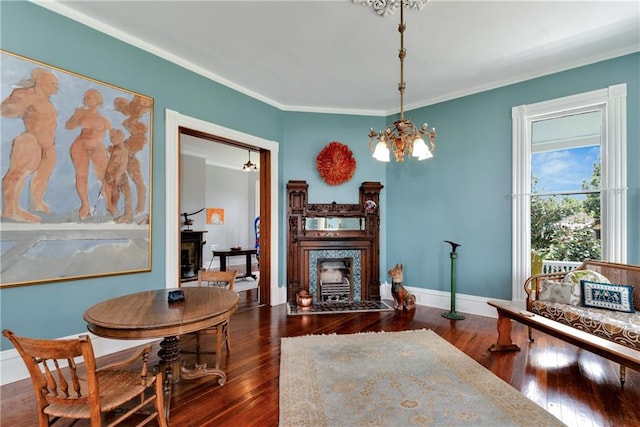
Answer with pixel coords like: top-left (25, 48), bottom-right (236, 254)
top-left (165, 109), bottom-right (280, 307)
top-left (180, 129), bottom-right (263, 309)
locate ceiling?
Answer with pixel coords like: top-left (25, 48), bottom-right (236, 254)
top-left (43, 0), bottom-right (639, 116)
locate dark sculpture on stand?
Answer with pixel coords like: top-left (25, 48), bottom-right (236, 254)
top-left (181, 208), bottom-right (204, 230)
top-left (442, 240), bottom-right (465, 320)
top-left (388, 263), bottom-right (416, 311)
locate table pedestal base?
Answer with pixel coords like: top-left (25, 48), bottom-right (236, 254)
top-left (157, 335), bottom-right (228, 421)
top-left (181, 364), bottom-right (227, 385)
top-left (157, 336), bottom-right (181, 422)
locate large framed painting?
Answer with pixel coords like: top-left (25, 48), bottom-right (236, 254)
top-left (0, 50), bottom-right (153, 287)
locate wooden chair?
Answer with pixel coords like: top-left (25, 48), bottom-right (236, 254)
top-left (2, 329), bottom-right (167, 427)
top-left (180, 270), bottom-right (237, 369)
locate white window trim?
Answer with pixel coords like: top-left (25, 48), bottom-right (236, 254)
top-left (512, 84), bottom-right (627, 303)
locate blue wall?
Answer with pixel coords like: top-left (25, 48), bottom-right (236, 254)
top-left (386, 53), bottom-right (640, 299)
top-left (1, 2), bottom-right (638, 349)
top-left (280, 112), bottom-right (389, 283)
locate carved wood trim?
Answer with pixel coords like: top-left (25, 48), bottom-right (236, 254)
top-left (286, 181), bottom-right (383, 302)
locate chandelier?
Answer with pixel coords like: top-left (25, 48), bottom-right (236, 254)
top-left (242, 150), bottom-right (258, 172)
top-left (360, 0), bottom-right (436, 162)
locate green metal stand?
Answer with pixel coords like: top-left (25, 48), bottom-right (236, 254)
top-left (442, 240), bottom-right (465, 320)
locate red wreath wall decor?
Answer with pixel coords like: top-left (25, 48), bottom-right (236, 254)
top-left (316, 141), bottom-right (356, 186)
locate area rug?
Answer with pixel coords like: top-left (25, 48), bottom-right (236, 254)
top-left (279, 329), bottom-right (564, 427)
top-left (287, 300), bottom-right (394, 315)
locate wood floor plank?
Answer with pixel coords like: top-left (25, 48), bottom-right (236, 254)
top-left (1, 300), bottom-right (639, 426)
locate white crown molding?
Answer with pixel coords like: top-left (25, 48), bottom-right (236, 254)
top-left (32, 0), bottom-right (382, 118)
top-left (402, 45), bottom-right (639, 115)
top-left (30, 0), bottom-right (287, 109)
top-left (30, 1), bottom-right (638, 118)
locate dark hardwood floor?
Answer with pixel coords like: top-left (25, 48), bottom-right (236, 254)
top-left (2, 290), bottom-right (639, 426)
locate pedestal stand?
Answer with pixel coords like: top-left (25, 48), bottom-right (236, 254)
top-left (442, 240), bottom-right (465, 320)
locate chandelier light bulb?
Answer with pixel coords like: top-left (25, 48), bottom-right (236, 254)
top-left (416, 148), bottom-right (433, 161)
top-left (372, 140), bottom-right (391, 162)
top-left (411, 137), bottom-right (428, 158)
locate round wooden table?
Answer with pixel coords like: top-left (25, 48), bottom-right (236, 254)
top-left (83, 287), bottom-right (239, 421)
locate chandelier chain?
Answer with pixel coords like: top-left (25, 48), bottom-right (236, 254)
top-left (398, 1), bottom-right (406, 119)
top-left (360, 0), bottom-right (436, 162)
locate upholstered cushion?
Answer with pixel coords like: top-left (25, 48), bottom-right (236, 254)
top-left (561, 269), bottom-right (611, 305)
top-left (580, 280), bottom-right (635, 313)
top-left (538, 279), bottom-right (575, 304)
top-left (531, 300), bottom-right (640, 351)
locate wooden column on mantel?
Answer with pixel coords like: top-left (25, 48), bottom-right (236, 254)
top-left (286, 180), bottom-right (383, 302)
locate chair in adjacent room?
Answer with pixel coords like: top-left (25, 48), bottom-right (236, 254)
top-left (2, 329), bottom-right (167, 427)
top-left (180, 270), bottom-right (237, 369)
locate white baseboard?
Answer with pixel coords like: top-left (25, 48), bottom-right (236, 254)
top-left (274, 284), bottom-right (287, 306)
top-left (380, 281), bottom-right (512, 318)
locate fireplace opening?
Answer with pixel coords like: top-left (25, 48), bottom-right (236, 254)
top-left (181, 246), bottom-right (195, 279)
top-left (318, 258), bottom-right (353, 302)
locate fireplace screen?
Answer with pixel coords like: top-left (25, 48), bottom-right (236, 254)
top-left (318, 258), bottom-right (352, 301)
top-left (181, 243), bottom-right (196, 279)
top-left (309, 250), bottom-right (362, 302)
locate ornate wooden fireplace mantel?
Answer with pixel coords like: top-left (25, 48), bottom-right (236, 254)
top-left (286, 180), bottom-right (383, 302)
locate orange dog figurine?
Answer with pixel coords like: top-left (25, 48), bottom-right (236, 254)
top-left (388, 263), bottom-right (416, 311)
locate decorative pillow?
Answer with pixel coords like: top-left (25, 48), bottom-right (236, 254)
top-left (538, 279), bottom-right (574, 304)
top-left (580, 280), bottom-right (635, 313)
top-left (562, 269), bottom-right (611, 305)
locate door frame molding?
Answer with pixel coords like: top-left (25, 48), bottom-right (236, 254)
top-left (165, 109), bottom-right (281, 305)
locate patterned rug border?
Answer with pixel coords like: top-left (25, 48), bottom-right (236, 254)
top-left (279, 329), bottom-right (565, 426)
top-left (286, 300), bottom-right (394, 315)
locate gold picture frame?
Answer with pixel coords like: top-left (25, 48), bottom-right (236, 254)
top-left (0, 50), bottom-right (153, 287)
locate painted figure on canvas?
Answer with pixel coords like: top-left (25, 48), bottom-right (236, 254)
top-left (66, 88), bottom-right (115, 219)
top-left (1, 50), bottom-right (153, 287)
top-left (114, 94), bottom-right (151, 219)
top-left (103, 129), bottom-right (132, 223)
top-left (1, 68), bottom-right (59, 223)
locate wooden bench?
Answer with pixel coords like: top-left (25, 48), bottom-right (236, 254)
top-left (487, 300), bottom-right (640, 385)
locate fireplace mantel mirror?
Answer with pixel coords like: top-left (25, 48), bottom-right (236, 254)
top-left (304, 217), bottom-right (364, 231)
top-left (286, 180), bottom-right (383, 303)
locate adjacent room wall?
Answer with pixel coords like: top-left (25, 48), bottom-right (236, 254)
top-left (180, 154), bottom-right (259, 271)
top-left (203, 164), bottom-right (257, 267)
